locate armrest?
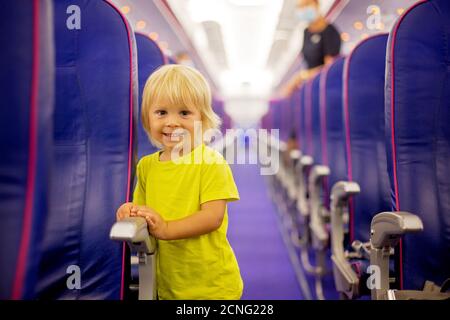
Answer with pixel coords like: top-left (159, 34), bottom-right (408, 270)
top-left (370, 211), bottom-right (423, 248)
top-left (286, 149), bottom-right (302, 200)
top-left (295, 155), bottom-right (314, 216)
top-left (289, 149), bottom-right (301, 161)
top-left (300, 155), bottom-right (313, 167)
top-left (110, 217), bottom-right (157, 300)
top-left (110, 217), bottom-right (156, 254)
top-left (369, 211), bottom-right (423, 300)
top-left (329, 181), bottom-right (361, 299)
top-left (330, 181), bottom-right (360, 257)
top-left (309, 165), bottom-right (330, 249)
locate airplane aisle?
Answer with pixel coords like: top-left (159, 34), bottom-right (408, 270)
top-left (227, 160), bottom-right (306, 300)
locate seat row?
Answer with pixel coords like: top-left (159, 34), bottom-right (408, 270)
top-left (0, 0), bottom-right (231, 300)
top-left (262, 0), bottom-right (450, 300)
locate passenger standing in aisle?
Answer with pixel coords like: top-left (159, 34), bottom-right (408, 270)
top-left (283, 0), bottom-right (341, 96)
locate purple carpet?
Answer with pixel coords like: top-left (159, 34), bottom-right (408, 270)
top-left (227, 162), bottom-right (305, 300)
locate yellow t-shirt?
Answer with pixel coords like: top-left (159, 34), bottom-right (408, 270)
top-left (133, 144), bottom-right (243, 299)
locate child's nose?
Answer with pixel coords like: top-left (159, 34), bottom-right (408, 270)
top-left (165, 114), bottom-right (180, 127)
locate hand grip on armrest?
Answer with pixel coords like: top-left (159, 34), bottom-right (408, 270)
top-left (329, 181), bottom-right (361, 298)
top-left (369, 211), bottom-right (423, 300)
top-left (295, 155), bottom-right (314, 216)
top-left (110, 217), bottom-right (156, 254)
top-left (300, 155), bottom-right (313, 167)
top-left (370, 211), bottom-right (423, 249)
top-left (330, 181), bottom-right (360, 255)
top-left (289, 149), bottom-right (301, 160)
top-left (309, 165), bottom-right (331, 246)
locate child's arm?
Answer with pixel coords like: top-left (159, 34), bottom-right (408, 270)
top-left (133, 200), bottom-right (226, 240)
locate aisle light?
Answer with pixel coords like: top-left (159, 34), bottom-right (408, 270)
top-left (397, 8), bottom-right (405, 15)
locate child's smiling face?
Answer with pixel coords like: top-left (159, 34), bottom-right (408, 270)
top-left (148, 97), bottom-right (202, 152)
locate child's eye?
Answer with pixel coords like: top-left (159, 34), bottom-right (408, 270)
top-left (180, 110), bottom-right (191, 116)
top-left (155, 110), bottom-right (166, 116)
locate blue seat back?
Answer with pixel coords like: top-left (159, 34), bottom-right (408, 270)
top-left (385, 0), bottom-right (450, 290)
top-left (36, 0), bottom-right (138, 299)
top-left (343, 34), bottom-right (391, 243)
top-left (310, 73), bottom-right (322, 164)
top-left (273, 100), bottom-right (282, 132)
top-left (287, 90), bottom-right (297, 137)
top-left (300, 82), bottom-right (313, 156)
top-left (135, 33), bottom-right (167, 159)
top-left (0, 0), bottom-right (54, 300)
top-left (281, 98), bottom-right (290, 141)
top-left (320, 57), bottom-right (346, 208)
top-left (292, 87), bottom-right (302, 144)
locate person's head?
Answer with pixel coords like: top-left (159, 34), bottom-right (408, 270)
top-left (141, 64), bottom-right (221, 152)
top-left (296, 0), bottom-right (320, 24)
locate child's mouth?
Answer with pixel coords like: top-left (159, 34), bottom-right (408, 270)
top-left (163, 132), bottom-right (184, 142)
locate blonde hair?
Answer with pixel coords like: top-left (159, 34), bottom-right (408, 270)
top-left (141, 64), bottom-right (221, 145)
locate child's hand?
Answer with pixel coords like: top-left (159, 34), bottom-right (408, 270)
top-left (116, 202), bottom-right (135, 221)
top-left (133, 205), bottom-right (169, 240)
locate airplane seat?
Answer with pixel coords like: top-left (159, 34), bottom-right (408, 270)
top-left (320, 57), bottom-right (368, 297)
top-left (135, 32), bottom-right (167, 160)
top-left (274, 98), bottom-right (292, 207)
top-left (292, 84), bottom-right (313, 231)
top-left (305, 70), bottom-right (338, 300)
top-left (380, 0), bottom-right (450, 299)
top-left (285, 88), bottom-right (302, 199)
top-left (319, 57), bottom-right (346, 212)
top-left (331, 34), bottom-right (392, 299)
top-left (36, 0), bottom-right (138, 299)
top-left (302, 80), bottom-right (314, 160)
top-left (308, 72), bottom-right (329, 221)
top-left (0, 0), bottom-right (54, 300)
top-left (309, 73), bottom-right (323, 167)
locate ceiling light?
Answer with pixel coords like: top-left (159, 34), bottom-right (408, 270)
top-left (353, 21), bottom-right (363, 30)
top-left (159, 41), bottom-right (168, 50)
top-left (149, 32), bottom-right (159, 41)
top-left (136, 20), bottom-right (146, 30)
top-left (341, 32), bottom-right (350, 42)
top-left (228, 0), bottom-right (269, 6)
top-left (121, 6), bottom-right (130, 14)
